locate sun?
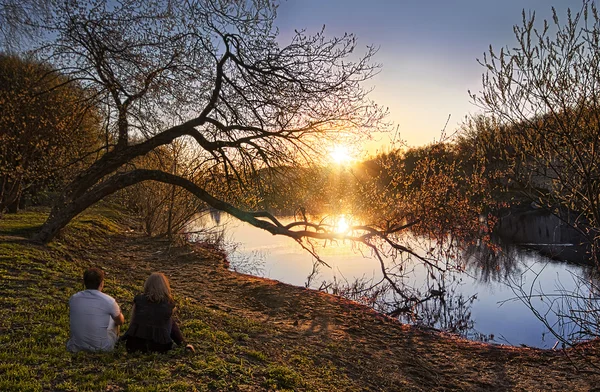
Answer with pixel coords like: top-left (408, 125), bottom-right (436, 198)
top-left (329, 145), bottom-right (353, 164)
top-left (335, 215), bottom-right (350, 234)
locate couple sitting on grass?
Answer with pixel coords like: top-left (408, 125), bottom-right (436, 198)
top-left (66, 267), bottom-right (194, 354)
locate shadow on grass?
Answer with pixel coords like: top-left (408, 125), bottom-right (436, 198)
top-left (0, 211), bottom-right (46, 238)
top-left (0, 225), bottom-right (44, 238)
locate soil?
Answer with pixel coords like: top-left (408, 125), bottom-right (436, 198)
top-left (90, 230), bottom-right (600, 391)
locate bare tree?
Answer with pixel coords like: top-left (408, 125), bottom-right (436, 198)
top-left (471, 0), bottom-right (600, 267)
top-left (503, 265), bottom-right (599, 348)
top-left (467, 0), bottom-right (600, 351)
top-left (119, 139), bottom-right (209, 237)
top-left (24, 0), bottom-right (386, 243)
top-left (8, 0), bottom-right (494, 313)
top-left (0, 0), bottom-right (49, 51)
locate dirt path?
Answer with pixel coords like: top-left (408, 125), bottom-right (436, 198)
top-left (94, 231), bottom-right (600, 391)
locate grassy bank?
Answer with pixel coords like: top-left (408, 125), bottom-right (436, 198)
top-left (1, 205), bottom-right (600, 391)
top-left (0, 206), bottom-right (362, 391)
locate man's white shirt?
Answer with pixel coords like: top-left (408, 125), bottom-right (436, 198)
top-left (67, 289), bottom-right (121, 352)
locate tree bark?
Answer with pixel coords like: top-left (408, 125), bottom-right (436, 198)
top-left (32, 169), bottom-right (378, 244)
top-left (32, 169), bottom-right (281, 243)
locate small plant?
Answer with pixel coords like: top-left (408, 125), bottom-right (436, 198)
top-left (263, 365), bottom-right (303, 390)
top-left (244, 349), bottom-right (268, 362)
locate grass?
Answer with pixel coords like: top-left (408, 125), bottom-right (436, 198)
top-left (0, 208), bottom-right (47, 237)
top-left (0, 205), bottom-right (353, 391)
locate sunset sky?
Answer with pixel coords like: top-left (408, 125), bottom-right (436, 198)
top-left (276, 0), bottom-right (586, 154)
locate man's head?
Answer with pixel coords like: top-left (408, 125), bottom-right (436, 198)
top-left (83, 268), bottom-right (105, 290)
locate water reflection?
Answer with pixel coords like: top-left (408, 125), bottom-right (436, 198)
top-left (407, 290), bottom-right (480, 340)
top-left (188, 212), bottom-right (596, 348)
top-left (494, 207), bottom-right (592, 265)
top-left (462, 238), bottom-right (523, 283)
top-left (463, 234), bottom-right (599, 346)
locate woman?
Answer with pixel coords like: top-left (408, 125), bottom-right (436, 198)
top-left (122, 272), bottom-right (193, 353)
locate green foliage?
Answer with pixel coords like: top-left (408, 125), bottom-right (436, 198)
top-left (0, 208), bottom-right (47, 236)
top-left (243, 348), bottom-right (269, 362)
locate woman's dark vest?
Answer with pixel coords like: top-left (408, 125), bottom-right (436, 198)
top-left (124, 294), bottom-right (174, 352)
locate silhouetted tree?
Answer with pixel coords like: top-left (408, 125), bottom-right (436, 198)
top-left (0, 0), bottom-right (49, 51)
top-left (6, 0), bottom-right (497, 320)
top-left (13, 0), bottom-right (384, 243)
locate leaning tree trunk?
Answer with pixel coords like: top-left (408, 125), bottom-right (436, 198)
top-left (32, 125), bottom-right (194, 243)
top-left (33, 203), bottom-right (83, 243)
top-left (33, 169), bottom-right (306, 244)
top-left (32, 185), bottom-right (111, 243)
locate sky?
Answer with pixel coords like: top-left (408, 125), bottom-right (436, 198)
top-left (275, 0), bottom-right (587, 154)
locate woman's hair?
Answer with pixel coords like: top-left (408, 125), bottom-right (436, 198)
top-left (143, 272), bottom-right (174, 303)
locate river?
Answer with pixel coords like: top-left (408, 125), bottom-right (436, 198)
top-left (189, 211), bottom-right (596, 349)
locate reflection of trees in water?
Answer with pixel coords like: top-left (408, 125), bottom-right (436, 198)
top-left (464, 232), bottom-right (599, 346)
top-left (462, 237), bottom-right (523, 283)
top-left (463, 233), bottom-right (597, 285)
top-left (197, 212), bottom-right (596, 345)
top-left (307, 231), bottom-right (600, 346)
top-left (311, 239), bottom-right (493, 341)
top-left (508, 266), bottom-right (599, 346)
top-left (553, 271), bottom-right (600, 344)
top-left (402, 289), bottom-right (483, 341)
top-left (314, 232), bottom-right (595, 343)
top-left (317, 267), bottom-right (492, 341)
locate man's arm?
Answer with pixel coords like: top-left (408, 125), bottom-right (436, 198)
top-left (112, 311), bottom-right (125, 326)
top-left (110, 299), bottom-right (125, 326)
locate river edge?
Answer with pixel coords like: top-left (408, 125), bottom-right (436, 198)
top-left (194, 210), bottom-right (596, 348)
top-left (2, 206), bottom-right (600, 391)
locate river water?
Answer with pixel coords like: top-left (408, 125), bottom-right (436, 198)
top-left (190, 212), bottom-right (596, 349)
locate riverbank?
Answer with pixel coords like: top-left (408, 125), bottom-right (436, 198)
top-left (1, 205), bottom-right (599, 391)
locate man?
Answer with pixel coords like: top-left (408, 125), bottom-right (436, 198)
top-left (66, 267), bottom-right (125, 352)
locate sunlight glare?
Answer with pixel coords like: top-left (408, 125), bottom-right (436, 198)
top-left (330, 144), bottom-right (352, 164)
top-left (335, 215), bottom-right (350, 234)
